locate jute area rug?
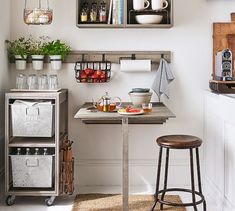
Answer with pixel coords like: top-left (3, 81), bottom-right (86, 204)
top-left (72, 194), bottom-right (186, 211)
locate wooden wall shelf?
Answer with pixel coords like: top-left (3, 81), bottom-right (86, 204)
top-left (77, 0), bottom-right (173, 28)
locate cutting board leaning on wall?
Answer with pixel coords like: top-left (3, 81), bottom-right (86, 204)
top-left (213, 13), bottom-right (235, 79)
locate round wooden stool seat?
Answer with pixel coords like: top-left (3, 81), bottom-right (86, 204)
top-left (157, 135), bottom-right (202, 149)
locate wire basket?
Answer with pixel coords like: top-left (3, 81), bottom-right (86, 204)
top-left (24, 0), bottom-right (53, 25)
top-left (74, 60), bottom-right (111, 83)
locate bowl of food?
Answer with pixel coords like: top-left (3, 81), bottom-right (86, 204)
top-left (135, 14), bottom-right (163, 24)
top-left (129, 91), bottom-right (153, 106)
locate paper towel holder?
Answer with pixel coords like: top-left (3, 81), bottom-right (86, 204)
top-left (119, 54), bottom-right (136, 63)
top-left (119, 53), bottom-right (164, 63)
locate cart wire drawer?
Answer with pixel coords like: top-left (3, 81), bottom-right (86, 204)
top-left (11, 154), bottom-right (54, 188)
top-left (11, 100), bottom-right (55, 137)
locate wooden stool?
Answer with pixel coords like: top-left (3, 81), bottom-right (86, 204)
top-left (151, 135), bottom-right (206, 211)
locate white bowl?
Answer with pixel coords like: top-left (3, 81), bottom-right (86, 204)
top-left (129, 92), bottom-right (153, 106)
top-left (135, 15), bottom-right (163, 24)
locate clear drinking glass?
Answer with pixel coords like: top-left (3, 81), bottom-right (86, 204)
top-left (48, 75), bottom-right (58, 90)
top-left (16, 74), bottom-right (27, 89)
top-left (142, 103), bottom-right (153, 113)
top-left (27, 74), bottom-right (38, 90)
top-left (38, 74), bottom-right (48, 90)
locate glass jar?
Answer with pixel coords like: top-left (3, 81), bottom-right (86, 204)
top-left (90, 2), bottom-right (97, 22)
top-left (99, 1), bottom-right (107, 22)
top-left (80, 3), bottom-right (88, 22)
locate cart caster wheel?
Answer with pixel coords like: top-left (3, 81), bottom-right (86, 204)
top-left (45, 196), bottom-right (55, 206)
top-left (6, 195), bottom-right (15, 206)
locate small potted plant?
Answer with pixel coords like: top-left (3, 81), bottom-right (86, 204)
top-left (28, 36), bottom-right (45, 70)
top-left (42, 40), bottom-right (70, 70)
top-left (6, 37), bottom-right (30, 70)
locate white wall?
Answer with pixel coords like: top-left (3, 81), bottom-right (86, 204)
top-left (0, 0), bottom-right (11, 174)
top-left (9, 0), bottom-right (235, 191)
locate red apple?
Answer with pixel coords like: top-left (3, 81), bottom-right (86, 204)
top-left (95, 70), bottom-right (103, 76)
top-left (91, 74), bottom-right (98, 83)
top-left (84, 68), bottom-right (95, 76)
top-left (100, 74), bottom-right (106, 82)
top-left (80, 72), bottom-right (88, 82)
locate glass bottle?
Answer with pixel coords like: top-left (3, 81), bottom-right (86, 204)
top-left (80, 3), bottom-right (88, 22)
top-left (16, 148), bottom-right (21, 155)
top-left (34, 148), bottom-right (39, 155)
top-left (25, 148), bottom-right (31, 155)
top-left (90, 2), bottom-right (97, 22)
top-left (99, 1), bottom-right (107, 22)
top-left (43, 148), bottom-right (48, 155)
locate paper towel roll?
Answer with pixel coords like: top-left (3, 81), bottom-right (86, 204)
top-left (120, 60), bottom-right (151, 72)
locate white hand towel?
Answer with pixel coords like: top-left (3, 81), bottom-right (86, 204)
top-left (151, 58), bottom-right (174, 101)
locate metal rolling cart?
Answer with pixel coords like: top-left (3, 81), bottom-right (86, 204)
top-left (5, 89), bottom-right (69, 206)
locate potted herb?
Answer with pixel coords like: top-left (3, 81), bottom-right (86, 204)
top-left (28, 36), bottom-right (46, 70)
top-left (6, 37), bottom-right (30, 70)
top-left (42, 40), bottom-right (70, 70)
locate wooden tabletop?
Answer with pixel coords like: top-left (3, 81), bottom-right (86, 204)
top-left (74, 102), bottom-right (175, 124)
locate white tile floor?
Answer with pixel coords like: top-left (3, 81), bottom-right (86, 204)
top-left (0, 182), bottom-right (205, 211)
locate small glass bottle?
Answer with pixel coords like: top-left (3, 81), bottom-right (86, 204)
top-left (90, 2), bottom-right (97, 22)
top-left (34, 148), bottom-right (39, 155)
top-left (16, 148), bottom-right (21, 155)
top-left (25, 148), bottom-right (31, 155)
top-left (43, 148), bottom-right (48, 155)
top-left (99, 1), bottom-right (107, 22)
top-left (80, 3), bottom-right (88, 22)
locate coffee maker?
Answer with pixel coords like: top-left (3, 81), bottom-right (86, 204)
top-left (215, 49), bottom-right (234, 81)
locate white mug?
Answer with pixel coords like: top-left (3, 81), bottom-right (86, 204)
top-left (133, 0), bottom-right (150, 10)
top-left (151, 0), bottom-right (168, 10)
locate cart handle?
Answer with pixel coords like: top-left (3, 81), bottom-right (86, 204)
top-left (26, 158), bottom-right (39, 167)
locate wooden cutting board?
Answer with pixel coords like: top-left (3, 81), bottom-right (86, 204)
top-left (213, 22), bottom-right (235, 78)
top-left (213, 13), bottom-right (235, 79)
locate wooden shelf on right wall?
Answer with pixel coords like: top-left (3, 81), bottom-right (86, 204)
top-left (76, 0), bottom-right (173, 28)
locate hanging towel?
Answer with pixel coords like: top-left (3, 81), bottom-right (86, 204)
top-left (151, 58), bottom-right (175, 101)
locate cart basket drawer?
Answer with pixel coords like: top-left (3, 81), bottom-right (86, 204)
top-left (11, 155), bottom-right (54, 188)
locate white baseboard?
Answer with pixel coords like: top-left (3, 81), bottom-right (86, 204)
top-left (74, 158), bottom-right (191, 187)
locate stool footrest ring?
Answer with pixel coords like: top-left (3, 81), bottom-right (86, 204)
top-left (156, 188), bottom-right (205, 207)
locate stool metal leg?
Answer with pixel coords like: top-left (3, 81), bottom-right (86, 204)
top-left (151, 147), bottom-right (163, 211)
top-left (160, 148), bottom-right (170, 210)
top-left (196, 148), bottom-right (206, 211)
top-left (190, 148), bottom-right (198, 211)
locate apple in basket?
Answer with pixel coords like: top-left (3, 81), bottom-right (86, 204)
top-left (95, 70), bottom-right (103, 76)
top-left (84, 68), bottom-right (95, 76)
top-left (100, 74), bottom-right (106, 82)
top-left (80, 72), bottom-right (88, 82)
top-left (91, 74), bottom-right (99, 83)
